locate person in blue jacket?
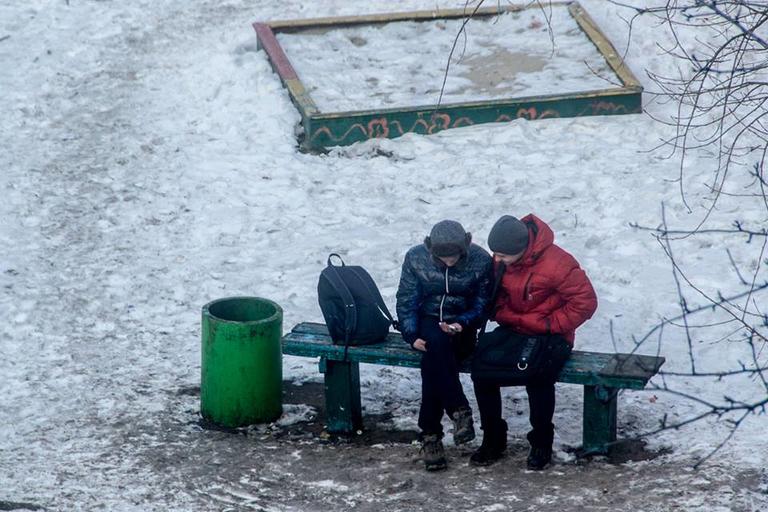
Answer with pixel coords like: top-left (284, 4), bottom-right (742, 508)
top-left (396, 219), bottom-right (493, 471)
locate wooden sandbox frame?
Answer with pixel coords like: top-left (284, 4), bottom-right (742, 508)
top-left (253, 1), bottom-right (643, 150)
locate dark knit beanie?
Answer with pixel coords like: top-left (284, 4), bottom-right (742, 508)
top-left (488, 215), bottom-right (529, 255)
top-left (425, 220), bottom-right (470, 257)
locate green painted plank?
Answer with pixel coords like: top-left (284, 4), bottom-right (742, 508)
top-left (303, 91), bottom-right (641, 149)
top-left (311, 87), bottom-right (637, 119)
top-left (283, 323), bottom-right (664, 390)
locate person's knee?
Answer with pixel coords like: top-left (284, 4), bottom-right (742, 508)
top-left (421, 338), bottom-right (454, 360)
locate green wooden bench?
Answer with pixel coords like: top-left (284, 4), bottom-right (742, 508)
top-left (282, 322), bottom-right (665, 454)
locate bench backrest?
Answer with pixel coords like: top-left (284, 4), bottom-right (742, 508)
top-left (283, 323), bottom-right (664, 390)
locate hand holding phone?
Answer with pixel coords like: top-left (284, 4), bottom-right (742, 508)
top-left (440, 322), bottom-right (462, 334)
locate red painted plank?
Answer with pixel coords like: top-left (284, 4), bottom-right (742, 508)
top-left (252, 22), bottom-right (298, 81)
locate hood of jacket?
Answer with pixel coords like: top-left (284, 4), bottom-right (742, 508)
top-left (516, 214), bottom-right (555, 267)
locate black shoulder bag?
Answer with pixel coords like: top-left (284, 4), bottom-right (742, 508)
top-left (470, 262), bottom-right (572, 386)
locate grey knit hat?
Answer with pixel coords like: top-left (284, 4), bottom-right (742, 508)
top-left (425, 220), bottom-right (470, 257)
top-left (488, 215), bottom-right (529, 255)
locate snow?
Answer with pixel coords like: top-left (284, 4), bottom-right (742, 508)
top-left (275, 404), bottom-right (317, 427)
top-left (276, 4), bottom-right (614, 111)
top-left (306, 480), bottom-right (350, 491)
top-left (1, 0), bottom-right (767, 510)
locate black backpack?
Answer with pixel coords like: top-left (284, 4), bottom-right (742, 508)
top-left (317, 254), bottom-right (397, 347)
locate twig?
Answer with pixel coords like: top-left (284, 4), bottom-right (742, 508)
top-left (435, 0), bottom-right (488, 110)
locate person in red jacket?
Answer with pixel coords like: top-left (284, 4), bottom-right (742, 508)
top-left (470, 214), bottom-right (597, 470)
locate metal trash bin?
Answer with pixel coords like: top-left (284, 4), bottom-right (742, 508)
top-left (201, 297), bottom-right (283, 427)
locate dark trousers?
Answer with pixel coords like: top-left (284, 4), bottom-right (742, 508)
top-left (417, 317), bottom-right (473, 436)
top-left (474, 379), bottom-right (556, 448)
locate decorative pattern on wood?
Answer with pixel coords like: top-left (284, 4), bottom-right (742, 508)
top-left (305, 95), bottom-right (639, 147)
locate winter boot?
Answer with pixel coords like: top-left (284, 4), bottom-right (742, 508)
top-left (469, 420), bottom-right (507, 467)
top-left (450, 406), bottom-right (476, 445)
top-left (526, 445), bottom-right (553, 470)
top-left (421, 434), bottom-right (448, 472)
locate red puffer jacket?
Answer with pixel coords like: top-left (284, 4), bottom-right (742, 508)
top-left (492, 214), bottom-right (597, 345)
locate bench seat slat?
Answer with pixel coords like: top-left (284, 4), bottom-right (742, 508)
top-left (283, 322), bottom-right (664, 390)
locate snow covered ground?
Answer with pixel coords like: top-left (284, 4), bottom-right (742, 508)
top-left (277, 3), bottom-right (613, 111)
top-left (1, 1), bottom-right (766, 511)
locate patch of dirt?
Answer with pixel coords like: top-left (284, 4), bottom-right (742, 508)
top-left (280, 381), bottom-right (420, 445)
top-left (458, 48), bottom-right (547, 92)
top-left (279, 380), bottom-right (668, 461)
top-left (195, 381), bottom-right (420, 445)
top-left (0, 502), bottom-right (43, 512)
top-left (139, 381), bottom-right (767, 511)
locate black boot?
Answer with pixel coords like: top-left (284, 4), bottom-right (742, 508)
top-left (469, 420), bottom-right (507, 467)
top-left (421, 434), bottom-right (448, 471)
top-left (450, 406), bottom-right (476, 445)
top-left (525, 423), bottom-right (554, 470)
top-left (526, 445), bottom-right (552, 470)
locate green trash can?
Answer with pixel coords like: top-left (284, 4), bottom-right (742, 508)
top-left (201, 297), bottom-right (283, 427)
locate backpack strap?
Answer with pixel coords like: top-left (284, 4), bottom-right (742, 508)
top-left (348, 266), bottom-right (399, 331)
top-left (324, 255), bottom-right (356, 359)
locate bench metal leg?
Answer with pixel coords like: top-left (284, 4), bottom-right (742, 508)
top-left (582, 385), bottom-right (617, 455)
top-left (319, 358), bottom-right (362, 434)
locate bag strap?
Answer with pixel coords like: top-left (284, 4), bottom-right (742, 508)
top-left (348, 266), bottom-right (399, 331)
top-left (479, 261), bottom-right (506, 337)
top-left (323, 256), bottom-right (357, 357)
top-left (328, 253), bottom-right (345, 267)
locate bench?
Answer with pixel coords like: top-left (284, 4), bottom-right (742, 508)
top-left (282, 322), bottom-right (665, 454)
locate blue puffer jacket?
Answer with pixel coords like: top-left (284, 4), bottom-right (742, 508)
top-left (396, 243), bottom-right (493, 346)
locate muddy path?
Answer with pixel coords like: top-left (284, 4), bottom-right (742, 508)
top-left (125, 382), bottom-right (766, 512)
